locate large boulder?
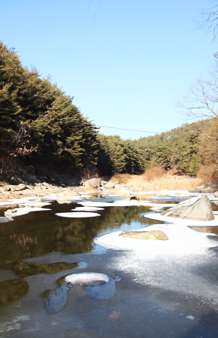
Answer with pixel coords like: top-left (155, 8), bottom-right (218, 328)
top-left (161, 195), bottom-right (215, 221)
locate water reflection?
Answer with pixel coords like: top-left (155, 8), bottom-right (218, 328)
top-left (0, 279), bottom-right (29, 304)
top-left (85, 276), bottom-right (116, 300)
top-left (0, 200), bottom-right (162, 305)
top-left (43, 272), bottom-right (120, 314)
top-left (14, 262), bottom-right (78, 278)
top-left (0, 202), bottom-right (161, 272)
top-left (43, 283), bottom-right (69, 314)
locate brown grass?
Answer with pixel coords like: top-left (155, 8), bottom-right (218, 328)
top-left (109, 171), bottom-right (204, 191)
top-left (197, 165), bottom-right (218, 184)
top-left (143, 166), bottom-right (165, 181)
top-left (110, 173), bottom-right (134, 185)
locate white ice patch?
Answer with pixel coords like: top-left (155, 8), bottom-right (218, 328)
top-left (94, 217), bottom-right (218, 256)
top-left (0, 315), bottom-right (30, 333)
top-left (4, 207), bottom-right (51, 217)
top-left (110, 249), bottom-right (218, 305)
top-left (79, 201), bottom-right (118, 207)
top-left (56, 196), bottom-right (84, 201)
top-left (19, 202), bottom-right (51, 207)
top-left (65, 272), bottom-right (109, 285)
top-left (55, 212), bottom-right (101, 218)
top-left (186, 315), bottom-right (195, 320)
top-left (150, 206), bottom-right (164, 212)
top-left (72, 206), bottom-right (105, 211)
top-left (79, 200), bottom-right (150, 208)
top-left (142, 212), bottom-right (218, 226)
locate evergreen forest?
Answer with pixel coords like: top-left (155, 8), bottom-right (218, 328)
top-left (0, 42), bottom-right (216, 183)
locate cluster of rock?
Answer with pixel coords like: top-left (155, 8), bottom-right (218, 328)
top-left (189, 179), bottom-right (218, 194)
top-left (0, 183), bottom-right (81, 207)
top-left (81, 178), bottom-right (116, 190)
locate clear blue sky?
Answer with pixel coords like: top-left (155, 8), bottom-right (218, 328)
top-left (1, 0), bottom-right (217, 139)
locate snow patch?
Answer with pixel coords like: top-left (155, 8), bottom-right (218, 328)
top-left (65, 272), bottom-right (109, 285)
top-left (72, 206), bottom-right (105, 211)
top-left (4, 207), bottom-right (51, 217)
top-left (55, 212), bottom-right (101, 218)
top-left (142, 212), bottom-right (218, 226)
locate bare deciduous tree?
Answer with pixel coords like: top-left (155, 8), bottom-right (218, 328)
top-left (201, 3), bottom-right (218, 40)
top-left (178, 60), bottom-right (218, 120)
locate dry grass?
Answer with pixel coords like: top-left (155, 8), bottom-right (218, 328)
top-left (109, 172), bottom-right (204, 191)
top-left (197, 165), bottom-right (218, 184)
top-left (110, 173), bottom-right (134, 185)
top-left (143, 166), bottom-right (165, 181)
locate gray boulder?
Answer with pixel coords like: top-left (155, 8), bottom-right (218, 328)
top-left (189, 179), bottom-right (218, 193)
top-left (161, 195), bottom-right (215, 221)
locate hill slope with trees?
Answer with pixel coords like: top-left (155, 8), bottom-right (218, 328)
top-left (0, 42), bottom-right (213, 184)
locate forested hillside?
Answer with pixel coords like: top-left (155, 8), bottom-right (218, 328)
top-left (0, 42), bottom-right (211, 183)
top-left (0, 42), bottom-right (99, 181)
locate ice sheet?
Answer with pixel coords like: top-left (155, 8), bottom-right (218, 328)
top-left (142, 212), bottom-right (218, 226)
top-left (55, 212), bottom-right (101, 218)
top-left (94, 220), bottom-right (218, 256)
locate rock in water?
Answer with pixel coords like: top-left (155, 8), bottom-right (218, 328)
top-left (161, 195), bottom-right (215, 221)
top-left (119, 230), bottom-right (168, 240)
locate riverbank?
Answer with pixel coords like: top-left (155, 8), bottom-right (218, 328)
top-left (0, 173), bottom-right (205, 204)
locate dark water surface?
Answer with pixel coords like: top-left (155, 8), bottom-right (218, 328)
top-left (1, 199), bottom-right (218, 337)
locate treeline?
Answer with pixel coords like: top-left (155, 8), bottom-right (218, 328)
top-left (0, 42), bottom-right (207, 181)
top-left (97, 121), bottom-right (203, 176)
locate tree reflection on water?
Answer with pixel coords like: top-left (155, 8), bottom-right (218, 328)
top-left (0, 200), bottom-right (162, 304)
top-left (0, 202), bottom-right (161, 273)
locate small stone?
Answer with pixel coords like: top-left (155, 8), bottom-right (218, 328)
top-left (15, 184), bottom-right (27, 191)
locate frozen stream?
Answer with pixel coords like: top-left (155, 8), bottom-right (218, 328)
top-left (0, 192), bottom-right (218, 337)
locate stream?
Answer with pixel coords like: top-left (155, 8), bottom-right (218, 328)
top-left (0, 198), bottom-right (218, 337)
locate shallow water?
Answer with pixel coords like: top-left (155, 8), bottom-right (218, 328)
top-left (1, 198), bottom-right (218, 337)
top-left (0, 201), bottom-right (159, 273)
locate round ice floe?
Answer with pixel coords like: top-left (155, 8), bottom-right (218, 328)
top-left (65, 272), bottom-right (109, 285)
top-left (55, 212), bottom-right (101, 218)
top-left (72, 206), bottom-right (105, 211)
